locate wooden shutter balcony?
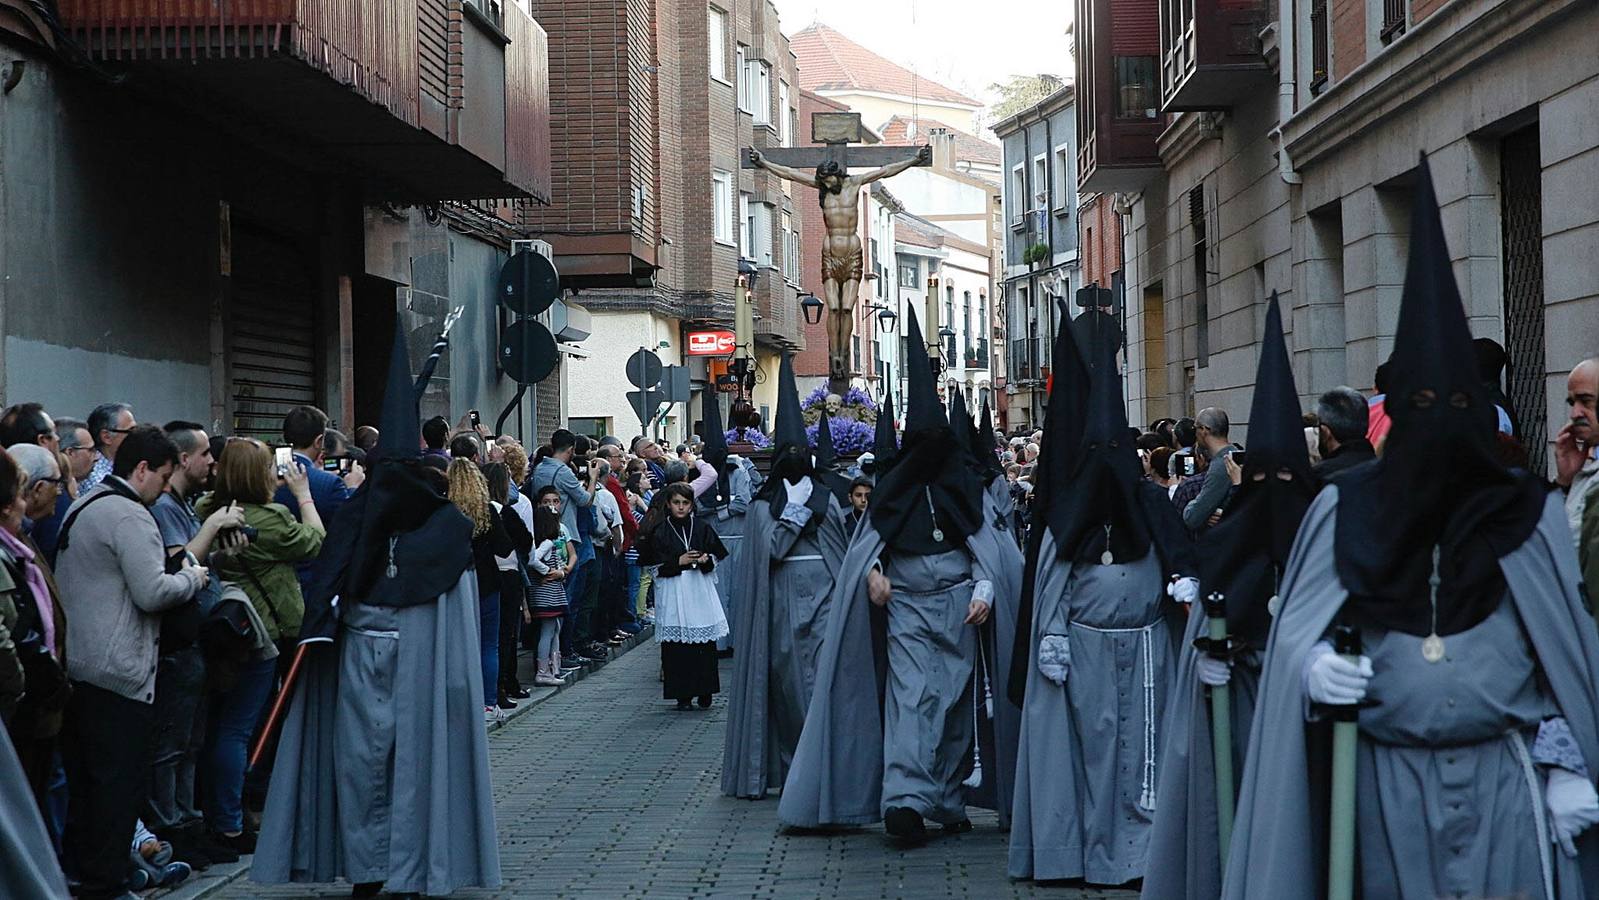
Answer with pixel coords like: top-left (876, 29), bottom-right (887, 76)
top-left (57, 0), bottom-right (550, 203)
top-left (1159, 0), bottom-right (1270, 112)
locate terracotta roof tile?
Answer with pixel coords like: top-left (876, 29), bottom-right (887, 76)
top-left (894, 213), bottom-right (947, 249)
top-left (879, 116), bottom-right (1000, 166)
top-left (790, 23), bottom-right (982, 109)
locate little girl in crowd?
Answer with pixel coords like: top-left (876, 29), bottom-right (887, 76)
top-left (527, 506), bottom-right (571, 686)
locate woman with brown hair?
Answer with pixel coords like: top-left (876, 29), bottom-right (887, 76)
top-left (196, 438), bottom-right (324, 851)
top-left (638, 482), bottom-right (728, 710)
top-left (447, 458), bottom-right (515, 724)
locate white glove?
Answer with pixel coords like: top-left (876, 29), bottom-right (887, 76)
top-left (1196, 655), bottom-right (1231, 687)
top-left (1547, 768), bottom-right (1599, 858)
top-left (1303, 640), bottom-right (1373, 706)
top-left (1167, 577), bottom-right (1199, 605)
top-left (784, 476), bottom-right (813, 507)
top-left (1038, 634), bottom-right (1070, 685)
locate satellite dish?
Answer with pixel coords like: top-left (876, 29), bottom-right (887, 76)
top-left (497, 249), bottom-right (560, 318)
top-left (499, 319), bottom-right (559, 384)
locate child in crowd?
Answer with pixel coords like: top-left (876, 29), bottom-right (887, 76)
top-left (638, 483), bottom-right (728, 710)
top-left (528, 497), bottom-right (572, 685)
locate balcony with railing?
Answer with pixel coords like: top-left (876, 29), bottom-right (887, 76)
top-left (57, 0), bottom-right (551, 203)
top-left (1381, 0), bottom-right (1408, 43)
top-left (1159, 0), bottom-right (1269, 111)
top-left (1077, 0), bottom-right (1166, 193)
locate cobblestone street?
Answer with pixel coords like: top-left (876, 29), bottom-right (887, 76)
top-left (221, 643), bottom-right (1139, 899)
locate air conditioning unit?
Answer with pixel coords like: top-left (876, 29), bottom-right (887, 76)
top-left (510, 239), bottom-right (552, 259)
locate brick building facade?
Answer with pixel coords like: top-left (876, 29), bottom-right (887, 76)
top-left (1082, 0), bottom-right (1599, 471)
top-left (530, 0), bottom-right (806, 442)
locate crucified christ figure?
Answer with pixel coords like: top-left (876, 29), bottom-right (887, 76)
top-left (749, 145), bottom-right (932, 391)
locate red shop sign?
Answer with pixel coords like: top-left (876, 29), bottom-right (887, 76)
top-left (686, 330), bottom-right (737, 356)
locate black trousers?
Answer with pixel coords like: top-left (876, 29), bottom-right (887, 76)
top-left (63, 680), bottom-right (156, 900)
top-left (498, 570), bottom-right (524, 693)
top-left (660, 641), bottom-right (719, 701)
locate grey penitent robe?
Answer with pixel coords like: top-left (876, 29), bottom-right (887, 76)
top-left (1139, 603), bottom-right (1261, 900)
top-left (705, 461), bottom-right (754, 652)
top-left (1009, 533), bottom-right (1184, 885)
top-left (1223, 490), bottom-right (1599, 900)
top-left (776, 503), bottom-right (1021, 829)
top-left (0, 716), bottom-right (68, 898)
top-left (722, 492), bottom-right (850, 799)
top-left (251, 571), bottom-right (501, 894)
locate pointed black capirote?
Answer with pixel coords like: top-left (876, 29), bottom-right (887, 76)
top-left (699, 392), bottom-right (730, 506)
top-left (377, 321), bottom-right (421, 460)
top-left (901, 306), bottom-right (947, 437)
top-left (873, 384), bottom-right (899, 473)
top-left (771, 353), bottom-right (808, 453)
top-left (1197, 291), bottom-right (1315, 644)
top-left (869, 305), bottom-right (983, 555)
top-left (1244, 293), bottom-right (1311, 487)
top-left (1334, 153), bottom-right (1543, 638)
top-left (814, 409), bottom-right (837, 470)
top-left (979, 395), bottom-right (998, 452)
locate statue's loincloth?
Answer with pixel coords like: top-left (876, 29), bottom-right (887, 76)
top-left (823, 250), bottom-right (864, 284)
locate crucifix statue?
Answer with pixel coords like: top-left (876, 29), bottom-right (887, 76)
top-left (745, 112), bottom-right (932, 393)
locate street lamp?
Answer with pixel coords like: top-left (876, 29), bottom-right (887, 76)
top-left (866, 303), bottom-right (897, 328)
top-left (800, 293), bottom-right (824, 325)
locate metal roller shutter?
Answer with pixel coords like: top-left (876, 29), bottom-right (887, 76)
top-left (229, 226), bottom-right (318, 441)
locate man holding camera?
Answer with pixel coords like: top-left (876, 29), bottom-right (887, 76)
top-left (273, 407), bottom-right (362, 590)
top-left (147, 422), bottom-right (248, 869)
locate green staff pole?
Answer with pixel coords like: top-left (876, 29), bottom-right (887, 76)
top-left (1202, 593), bottom-right (1234, 866)
top-left (1327, 625), bottom-right (1362, 900)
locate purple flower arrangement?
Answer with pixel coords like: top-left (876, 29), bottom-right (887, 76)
top-left (725, 427), bottom-right (772, 449)
top-left (806, 417), bottom-right (875, 455)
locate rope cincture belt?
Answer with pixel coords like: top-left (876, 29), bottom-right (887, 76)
top-left (1071, 619), bottom-right (1161, 812)
top-left (344, 625), bottom-right (400, 640)
top-left (776, 554), bottom-right (824, 563)
top-left (1509, 730), bottom-right (1555, 900)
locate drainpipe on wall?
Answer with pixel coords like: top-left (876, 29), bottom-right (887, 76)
top-left (1276, 0), bottom-right (1303, 185)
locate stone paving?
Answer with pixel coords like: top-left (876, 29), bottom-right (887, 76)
top-left (218, 643), bottom-right (1138, 899)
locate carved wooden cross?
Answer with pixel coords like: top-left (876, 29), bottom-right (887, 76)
top-left (743, 112), bottom-right (932, 393)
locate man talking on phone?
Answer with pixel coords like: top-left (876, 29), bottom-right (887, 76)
top-left (1556, 358), bottom-right (1599, 550)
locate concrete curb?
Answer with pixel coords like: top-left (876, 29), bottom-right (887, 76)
top-left (154, 624), bottom-right (655, 900)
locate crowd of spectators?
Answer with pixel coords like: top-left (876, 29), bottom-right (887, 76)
top-left (0, 393), bottom-right (732, 899)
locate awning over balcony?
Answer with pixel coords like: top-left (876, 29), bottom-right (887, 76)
top-left (57, 0), bottom-right (550, 204)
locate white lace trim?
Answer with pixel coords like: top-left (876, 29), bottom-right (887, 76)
top-left (656, 622), bottom-right (730, 643)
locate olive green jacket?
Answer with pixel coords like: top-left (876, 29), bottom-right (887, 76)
top-left (195, 497), bottom-right (324, 642)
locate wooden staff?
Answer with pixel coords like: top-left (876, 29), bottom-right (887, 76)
top-left (1327, 625), bottom-right (1363, 900)
top-left (248, 643), bottom-right (309, 770)
top-left (1201, 592), bottom-right (1235, 865)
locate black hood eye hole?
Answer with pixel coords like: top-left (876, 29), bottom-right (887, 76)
top-left (1108, 438), bottom-right (1120, 449)
top-left (1410, 389), bottom-right (1437, 409)
top-left (1448, 391), bottom-right (1471, 409)
top-left (1088, 442), bottom-right (1101, 451)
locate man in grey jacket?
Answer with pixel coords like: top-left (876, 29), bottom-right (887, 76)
top-left (1181, 407), bottom-right (1238, 533)
top-left (55, 425), bottom-right (208, 900)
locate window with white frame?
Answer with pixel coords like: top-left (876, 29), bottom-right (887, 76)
top-left (778, 80), bottom-right (791, 144)
top-left (754, 202), bottom-right (774, 267)
top-left (1032, 154), bottom-right (1048, 213)
top-left (1054, 144), bottom-right (1072, 213)
top-left (752, 62), bottom-right (772, 126)
top-left (1010, 164), bottom-right (1026, 227)
top-left (708, 7), bottom-right (728, 83)
top-left (739, 192), bottom-right (754, 254)
top-left (782, 211), bottom-right (798, 281)
top-left (712, 171), bottom-right (733, 243)
top-left (736, 47), bottom-right (748, 110)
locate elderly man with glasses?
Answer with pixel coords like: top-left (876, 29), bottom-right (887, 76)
top-left (33, 418), bottom-right (95, 563)
top-left (81, 403), bottom-right (136, 494)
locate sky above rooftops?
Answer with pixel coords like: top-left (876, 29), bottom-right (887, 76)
top-left (773, 0), bottom-right (1072, 119)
